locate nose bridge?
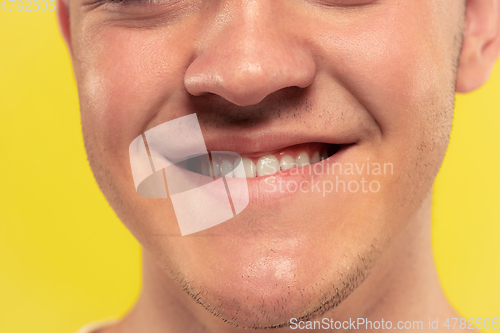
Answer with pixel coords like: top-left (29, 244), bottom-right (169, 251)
top-left (184, 1), bottom-right (316, 106)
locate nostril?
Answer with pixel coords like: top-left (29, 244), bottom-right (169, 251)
top-left (185, 69), bottom-right (278, 106)
top-left (184, 41), bottom-right (317, 107)
top-left (184, 69), bottom-right (219, 97)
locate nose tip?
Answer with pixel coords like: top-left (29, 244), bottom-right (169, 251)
top-left (184, 52), bottom-right (316, 106)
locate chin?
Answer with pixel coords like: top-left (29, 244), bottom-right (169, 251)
top-left (184, 264), bottom-right (331, 328)
top-left (166, 211), bottom-right (380, 329)
top-left (183, 256), bottom-right (373, 329)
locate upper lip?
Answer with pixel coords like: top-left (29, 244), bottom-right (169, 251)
top-left (200, 127), bottom-right (361, 155)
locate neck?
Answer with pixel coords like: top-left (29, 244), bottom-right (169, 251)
top-left (113, 190), bottom-right (461, 333)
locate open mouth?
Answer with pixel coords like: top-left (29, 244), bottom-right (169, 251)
top-left (182, 143), bottom-right (347, 179)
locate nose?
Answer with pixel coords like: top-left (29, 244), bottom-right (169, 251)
top-left (184, 3), bottom-right (316, 107)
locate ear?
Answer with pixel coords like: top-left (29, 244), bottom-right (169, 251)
top-left (57, 0), bottom-right (72, 57)
top-left (456, 0), bottom-right (500, 93)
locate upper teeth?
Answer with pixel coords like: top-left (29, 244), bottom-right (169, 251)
top-left (256, 155), bottom-right (279, 177)
top-left (208, 151), bottom-right (327, 179)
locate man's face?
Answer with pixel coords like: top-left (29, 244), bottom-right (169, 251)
top-left (67, 0), bottom-right (463, 328)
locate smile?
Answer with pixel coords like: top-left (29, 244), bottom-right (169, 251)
top-left (183, 143), bottom-right (344, 179)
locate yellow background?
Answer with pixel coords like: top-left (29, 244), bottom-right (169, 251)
top-left (0, 9), bottom-right (499, 333)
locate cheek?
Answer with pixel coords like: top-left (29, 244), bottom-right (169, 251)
top-left (306, 2), bottom-right (457, 239)
top-left (316, 2), bottom-right (452, 128)
top-left (70, 23), bottom-right (200, 241)
top-left (74, 24), bottom-right (194, 154)
top-left (315, 2), bottom-right (454, 177)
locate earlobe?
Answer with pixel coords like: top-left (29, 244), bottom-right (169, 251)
top-left (57, 0), bottom-right (72, 57)
top-left (456, 0), bottom-right (500, 93)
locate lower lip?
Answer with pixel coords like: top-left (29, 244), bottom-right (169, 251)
top-left (158, 145), bottom-right (353, 235)
top-left (221, 145), bottom-right (353, 207)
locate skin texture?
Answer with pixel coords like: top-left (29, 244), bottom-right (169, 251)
top-left (57, 0), bottom-right (500, 332)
